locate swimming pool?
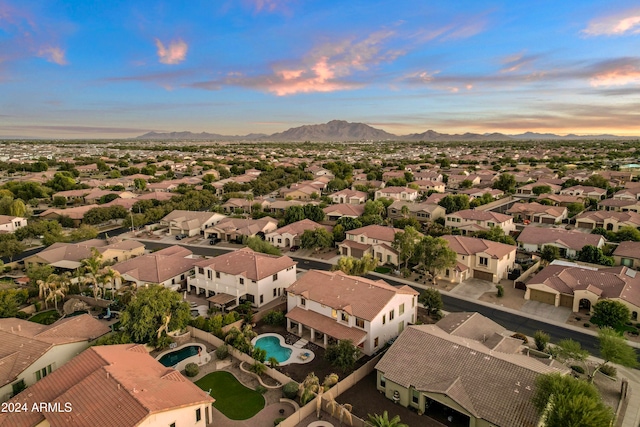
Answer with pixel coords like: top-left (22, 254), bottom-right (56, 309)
top-left (254, 336), bottom-right (293, 363)
top-left (251, 333), bottom-right (315, 366)
top-left (156, 343), bottom-right (211, 370)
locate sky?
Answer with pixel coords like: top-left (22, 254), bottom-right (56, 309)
top-left (1, 0), bottom-right (640, 139)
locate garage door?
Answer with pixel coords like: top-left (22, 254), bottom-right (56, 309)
top-left (529, 289), bottom-right (556, 305)
top-left (473, 270), bottom-right (494, 282)
top-left (541, 217), bottom-right (555, 224)
top-left (559, 294), bottom-right (573, 308)
top-left (576, 222), bottom-right (592, 229)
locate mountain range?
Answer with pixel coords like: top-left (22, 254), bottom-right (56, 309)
top-left (135, 120), bottom-right (637, 142)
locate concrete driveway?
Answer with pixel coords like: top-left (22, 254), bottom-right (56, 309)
top-left (449, 278), bottom-right (495, 299)
top-left (520, 300), bottom-right (572, 323)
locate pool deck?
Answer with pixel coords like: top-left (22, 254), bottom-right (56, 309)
top-left (252, 332), bottom-right (315, 366)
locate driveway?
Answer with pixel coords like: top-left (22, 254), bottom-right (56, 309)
top-left (449, 278), bottom-right (495, 299)
top-left (520, 300), bottom-right (572, 323)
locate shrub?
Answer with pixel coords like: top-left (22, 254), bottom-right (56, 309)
top-left (511, 332), bottom-right (528, 344)
top-left (599, 364), bottom-right (617, 378)
top-left (255, 385), bottom-right (267, 395)
top-left (252, 347), bottom-right (267, 363)
top-left (496, 285), bottom-right (504, 298)
top-left (249, 362), bottom-right (267, 376)
top-left (184, 363), bottom-right (199, 377)
top-left (274, 417), bottom-right (286, 426)
top-left (534, 330), bottom-right (550, 352)
top-left (282, 381), bottom-right (299, 399)
top-left (570, 365), bottom-right (585, 374)
top-left (584, 323), bottom-right (591, 328)
top-left (16, 311), bottom-right (29, 319)
top-left (262, 310), bottom-right (286, 326)
top-left (215, 344), bottom-right (229, 360)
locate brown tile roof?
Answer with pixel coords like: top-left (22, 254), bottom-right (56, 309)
top-left (450, 209), bottom-right (513, 223)
top-left (442, 235), bottom-right (515, 259)
top-left (194, 247), bottom-right (296, 281)
top-left (113, 245), bottom-right (195, 283)
top-left (40, 204), bottom-right (100, 220)
top-left (323, 203), bottom-right (365, 217)
top-left (575, 210), bottom-right (640, 226)
top-left (0, 344), bottom-right (214, 427)
top-left (507, 202), bottom-right (566, 217)
top-left (527, 264), bottom-right (640, 306)
top-left (375, 324), bottom-right (568, 427)
top-left (345, 225), bottom-right (402, 243)
top-left (287, 270), bottom-right (417, 321)
top-left (271, 219), bottom-right (328, 236)
top-left (517, 226), bottom-right (603, 250)
top-left (613, 241), bottom-right (640, 258)
top-left (0, 315), bottom-right (110, 389)
top-left (286, 307), bottom-right (367, 344)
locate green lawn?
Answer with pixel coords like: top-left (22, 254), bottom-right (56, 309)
top-left (374, 266), bottom-right (391, 274)
top-left (195, 371), bottom-right (265, 420)
top-left (29, 310), bottom-right (61, 325)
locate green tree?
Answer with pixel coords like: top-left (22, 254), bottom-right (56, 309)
top-left (438, 194), bottom-right (470, 214)
top-left (325, 339), bottom-right (359, 372)
top-left (392, 226), bottom-right (421, 270)
top-left (133, 178), bottom-right (147, 191)
top-left (592, 327), bottom-right (638, 380)
top-left (300, 228), bottom-right (334, 251)
top-left (0, 238), bottom-right (25, 261)
top-left (52, 196), bottom-right (67, 208)
top-left (26, 264), bottom-right (54, 284)
top-left (334, 254), bottom-right (378, 276)
top-left (367, 411), bottom-right (408, 427)
top-left (534, 330), bottom-right (550, 352)
top-left (303, 204), bottom-right (325, 222)
top-left (81, 248), bottom-right (104, 300)
top-left (577, 245), bottom-right (613, 266)
top-left (583, 174), bottom-right (609, 189)
top-left (473, 226), bottom-right (516, 245)
top-left (532, 373), bottom-right (613, 427)
top-left (459, 179), bottom-right (473, 189)
top-left (244, 236), bottom-right (281, 255)
top-left (492, 173), bottom-right (517, 192)
top-left (613, 226), bottom-right (640, 242)
top-left (336, 216), bottom-right (363, 232)
top-left (532, 185), bottom-right (553, 196)
top-left (9, 199), bottom-right (27, 217)
top-left (541, 245), bottom-right (560, 262)
top-left (419, 288), bottom-right (443, 318)
top-left (415, 236), bottom-right (457, 279)
top-left (0, 288), bottom-right (29, 318)
top-left (68, 224), bottom-right (99, 242)
top-left (120, 285), bottom-right (191, 345)
top-left (591, 300), bottom-right (631, 329)
top-left (46, 172), bottom-right (78, 191)
top-left (283, 205), bottom-right (306, 225)
top-left (332, 223), bottom-right (346, 242)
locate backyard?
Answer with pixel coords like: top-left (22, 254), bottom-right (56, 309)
top-left (28, 309), bottom-right (61, 325)
top-left (195, 371), bottom-right (265, 420)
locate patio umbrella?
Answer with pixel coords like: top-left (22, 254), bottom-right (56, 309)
top-left (106, 307), bottom-right (111, 318)
top-left (184, 291), bottom-right (187, 300)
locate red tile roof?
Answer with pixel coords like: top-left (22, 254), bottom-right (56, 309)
top-left (194, 247), bottom-right (296, 281)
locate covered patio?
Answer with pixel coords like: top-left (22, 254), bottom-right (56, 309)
top-left (207, 292), bottom-right (241, 312)
top-left (285, 307), bottom-right (366, 349)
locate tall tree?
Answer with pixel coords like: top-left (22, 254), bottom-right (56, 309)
top-left (419, 288), bottom-right (443, 319)
top-left (492, 173), bottom-right (517, 192)
top-left (334, 254), bottom-right (377, 276)
top-left (591, 300), bottom-right (631, 329)
top-left (592, 327), bottom-right (638, 380)
top-left (415, 236), bottom-right (457, 280)
top-left (300, 228), bottom-right (334, 251)
top-left (392, 226), bottom-right (421, 270)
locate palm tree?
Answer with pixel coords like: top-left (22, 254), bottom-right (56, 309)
top-left (98, 267), bottom-right (121, 299)
top-left (81, 248), bottom-right (104, 300)
top-left (38, 273), bottom-right (69, 311)
top-left (299, 372), bottom-right (320, 405)
top-left (366, 411), bottom-right (408, 427)
top-left (325, 394), bottom-right (353, 426)
top-left (267, 356), bottom-right (279, 368)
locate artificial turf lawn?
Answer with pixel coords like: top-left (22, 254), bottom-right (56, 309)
top-left (28, 309), bottom-right (61, 325)
top-left (195, 371), bottom-right (265, 420)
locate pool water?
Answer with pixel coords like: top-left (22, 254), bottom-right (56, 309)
top-left (158, 345), bottom-right (202, 367)
top-left (254, 336), bottom-right (292, 363)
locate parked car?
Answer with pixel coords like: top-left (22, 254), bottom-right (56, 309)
top-left (209, 238), bottom-right (220, 245)
top-left (290, 245), bottom-right (300, 252)
top-left (175, 234), bottom-right (187, 240)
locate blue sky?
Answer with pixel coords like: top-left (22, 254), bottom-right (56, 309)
top-left (1, 0), bottom-right (639, 138)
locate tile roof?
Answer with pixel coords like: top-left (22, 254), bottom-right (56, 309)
top-left (345, 225), bottom-right (402, 243)
top-left (507, 202), bottom-right (566, 217)
top-left (0, 344), bottom-right (214, 427)
top-left (450, 209), bottom-right (513, 223)
top-left (287, 270), bottom-right (417, 321)
top-left (442, 235), bottom-right (515, 259)
top-left (113, 245), bottom-right (195, 284)
top-left (0, 315), bottom-right (110, 389)
top-left (526, 265), bottom-right (640, 307)
top-left (375, 324), bottom-right (568, 427)
top-left (323, 203), bottom-right (365, 217)
top-left (613, 241), bottom-right (640, 258)
top-left (194, 247), bottom-right (296, 281)
top-left (286, 307), bottom-right (368, 344)
top-left (517, 226), bottom-right (603, 250)
top-left (575, 210), bottom-right (640, 226)
top-left (270, 218), bottom-right (328, 236)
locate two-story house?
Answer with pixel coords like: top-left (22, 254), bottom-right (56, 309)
top-left (189, 247), bottom-right (297, 308)
top-left (331, 189), bottom-right (368, 204)
top-left (0, 315), bottom-right (110, 402)
top-left (374, 187), bottom-right (419, 202)
top-left (441, 235), bottom-right (516, 283)
top-left (160, 210), bottom-right (227, 237)
top-left (517, 226), bottom-right (605, 258)
top-left (286, 270), bottom-right (418, 355)
top-left (574, 210), bottom-right (640, 231)
top-left (338, 225), bottom-right (403, 266)
top-left (386, 201), bottom-right (446, 224)
top-left (445, 209), bottom-right (515, 235)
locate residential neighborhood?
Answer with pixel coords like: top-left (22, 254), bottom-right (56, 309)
top-left (0, 137), bottom-right (639, 427)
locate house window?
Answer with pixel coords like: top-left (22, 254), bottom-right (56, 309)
top-left (341, 312), bottom-right (349, 322)
top-left (301, 298), bottom-right (306, 306)
top-left (273, 288), bottom-right (277, 297)
top-left (382, 314), bottom-right (386, 325)
top-left (170, 423), bottom-right (176, 427)
top-left (207, 270), bottom-right (212, 279)
top-left (273, 273), bottom-right (278, 281)
top-left (479, 257), bottom-right (488, 266)
top-left (399, 303), bottom-right (404, 315)
top-left (260, 295), bottom-right (264, 304)
top-left (445, 269), bottom-right (450, 277)
top-left (360, 236), bottom-right (365, 242)
top-left (239, 278), bottom-right (244, 285)
top-left (331, 309), bottom-right (337, 318)
top-left (412, 297), bottom-right (415, 308)
top-left (11, 379), bottom-right (25, 396)
top-left (278, 238), bottom-right (282, 244)
top-left (412, 389), bottom-right (419, 404)
top-left (35, 364), bottom-right (52, 381)
top-left (356, 318), bottom-right (365, 328)
top-left (375, 337), bottom-right (380, 348)
top-left (198, 267), bottom-right (204, 275)
top-left (389, 309), bottom-right (395, 321)
top-left (215, 272), bottom-right (220, 279)
top-left (196, 408), bottom-right (202, 422)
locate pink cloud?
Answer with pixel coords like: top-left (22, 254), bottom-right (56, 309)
top-left (38, 46), bottom-right (67, 65)
top-left (249, 0), bottom-right (292, 13)
top-left (193, 29), bottom-right (401, 95)
top-left (155, 38), bottom-right (188, 65)
top-left (590, 65), bottom-right (640, 87)
top-left (583, 8), bottom-right (640, 36)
